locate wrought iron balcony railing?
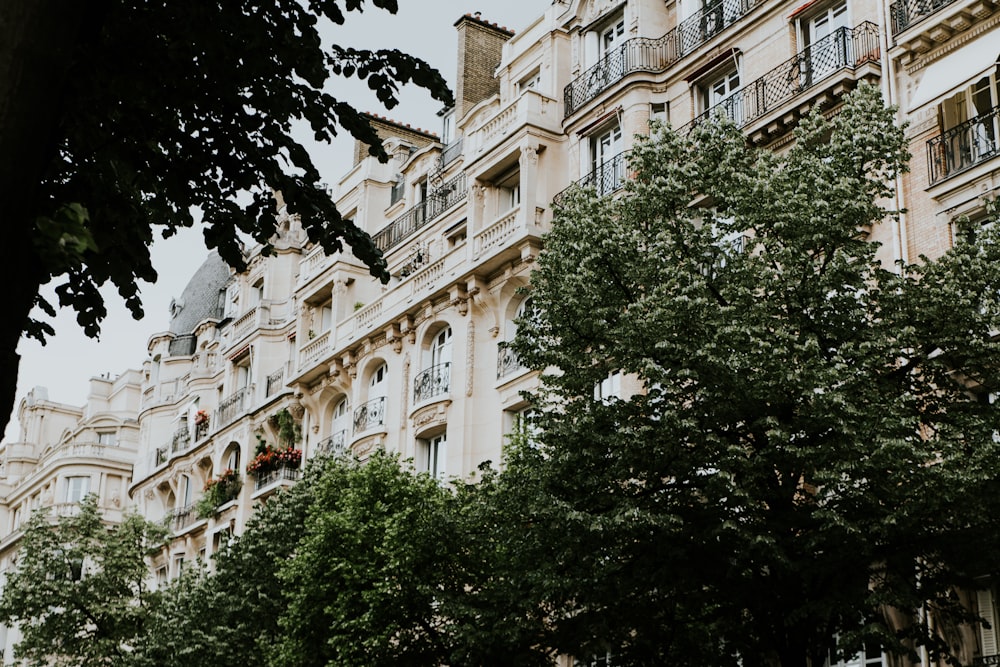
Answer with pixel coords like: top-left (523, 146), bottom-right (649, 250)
top-left (497, 345), bottom-right (527, 380)
top-left (414, 362), bottom-right (451, 403)
top-left (372, 173), bottom-right (467, 254)
top-left (680, 23), bottom-right (880, 135)
top-left (253, 466), bottom-right (302, 492)
top-left (317, 430), bottom-right (348, 458)
top-left (889, 0), bottom-right (960, 35)
top-left (552, 151), bottom-right (630, 206)
top-left (927, 104), bottom-right (1000, 184)
top-left (171, 503), bottom-right (198, 532)
top-left (353, 396), bottom-right (386, 433)
top-left (217, 387), bottom-right (248, 426)
top-left (563, 0), bottom-right (764, 117)
top-left (170, 426), bottom-right (191, 454)
top-left (265, 367), bottom-right (284, 397)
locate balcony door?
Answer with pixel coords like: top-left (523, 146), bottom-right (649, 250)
top-left (703, 68), bottom-right (743, 125)
top-left (591, 125), bottom-right (624, 195)
top-left (940, 72), bottom-right (1000, 171)
top-left (803, 2), bottom-right (849, 85)
top-left (589, 16), bottom-right (626, 94)
top-left (332, 397), bottom-right (350, 437)
top-left (429, 327), bottom-right (452, 369)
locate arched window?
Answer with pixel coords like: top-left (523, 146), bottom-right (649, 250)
top-left (224, 443), bottom-right (241, 473)
top-left (416, 328), bottom-right (452, 402)
top-left (355, 364), bottom-right (388, 433)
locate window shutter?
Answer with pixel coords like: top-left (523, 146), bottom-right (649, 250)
top-left (979, 589), bottom-right (999, 658)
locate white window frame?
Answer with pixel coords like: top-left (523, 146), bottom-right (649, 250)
top-left (65, 476), bottom-right (91, 504)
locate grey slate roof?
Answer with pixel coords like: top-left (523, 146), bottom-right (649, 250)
top-left (168, 251), bottom-right (231, 335)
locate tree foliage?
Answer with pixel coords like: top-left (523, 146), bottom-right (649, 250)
top-left (0, 496), bottom-right (166, 667)
top-left (0, 0), bottom-right (451, 436)
top-left (509, 83), bottom-right (1000, 667)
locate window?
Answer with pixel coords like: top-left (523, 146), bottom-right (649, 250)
top-left (416, 328), bottom-right (452, 402)
top-left (180, 474), bottom-right (193, 508)
top-left (441, 111), bottom-right (454, 144)
top-left (826, 638), bottom-right (885, 667)
top-left (600, 18), bottom-right (625, 59)
top-left (594, 371), bottom-right (622, 403)
top-left (586, 15), bottom-right (626, 94)
top-left (938, 68), bottom-right (1000, 168)
top-left (173, 556), bottom-right (185, 579)
top-left (590, 125), bottom-right (625, 195)
top-left (225, 445), bottom-right (241, 473)
top-left (421, 433), bottom-right (447, 480)
top-left (510, 406), bottom-right (540, 447)
top-left (498, 171), bottom-right (521, 213)
top-left (390, 174), bottom-right (404, 205)
top-left (356, 363), bottom-right (388, 433)
top-left (701, 66), bottom-right (742, 124)
top-left (976, 588), bottom-right (1000, 660)
top-left (575, 652), bottom-right (613, 667)
top-left (517, 69), bottom-right (542, 94)
top-left (65, 476), bottom-right (91, 503)
top-left (799, 2), bottom-right (849, 85)
top-left (97, 431), bottom-right (117, 446)
top-left (650, 102), bottom-right (668, 126)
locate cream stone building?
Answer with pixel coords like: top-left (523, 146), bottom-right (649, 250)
top-left (1, 1), bottom-right (999, 664)
top-left (0, 373), bottom-right (141, 663)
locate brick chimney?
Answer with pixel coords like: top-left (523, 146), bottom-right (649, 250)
top-left (454, 12), bottom-right (514, 121)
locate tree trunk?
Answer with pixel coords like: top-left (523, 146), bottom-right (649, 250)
top-left (0, 1), bottom-right (92, 436)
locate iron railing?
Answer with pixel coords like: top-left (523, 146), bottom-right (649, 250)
top-left (265, 367), bottom-right (284, 397)
top-left (217, 387), bottom-right (248, 426)
top-left (414, 362), bottom-right (451, 403)
top-left (563, 0), bottom-right (763, 116)
top-left (497, 346), bottom-right (527, 380)
top-left (552, 151), bottom-right (630, 206)
top-left (353, 396), bottom-right (386, 433)
top-left (680, 23), bottom-right (880, 135)
top-left (927, 105), bottom-right (1000, 184)
top-left (440, 137), bottom-right (464, 167)
top-left (372, 173), bottom-right (467, 253)
top-left (253, 466), bottom-right (301, 492)
top-left (317, 430), bottom-right (348, 458)
top-left (194, 420), bottom-right (210, 441)
top-left (889, 0), bottom-right (959, 34)
top-left (171, 503), bottom-right (198, 532)
top-left (170, 426), bottom-right (191, 454)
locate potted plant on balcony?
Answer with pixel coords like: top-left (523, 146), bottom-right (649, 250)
top-left (195, 468), bottom-right (242, 519)
top-left (246, 440), bottom-right (302, 479)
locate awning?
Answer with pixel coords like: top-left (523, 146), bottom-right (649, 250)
top-left (909, 37), bottom-right (999, 110)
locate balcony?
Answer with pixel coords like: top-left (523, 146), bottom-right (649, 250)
top-left (414, 362), bottom-right (451, 403)
top-left (464, 90), bottom-right (561, 161)
top-left (497, 346), bottom-right (527, 381)
top-left (217, 387), bottom-right (248, 427)
top-left (170, 426), bottom-right (191, 454)
top-left (927, 104), bottom-right (1000, 184)
top-left (371, 173), bottom-right (467, 254)
top-left (889, 0), bottom-right (961, 35)
top-left (440, 137), bottom-right (463, 167)
top-left (552, 151), bottom-right (629, 206)
top-left (265, 367), bottom-right (285, 397)
top-left (317, 430), bottom-right (348, 457)
top-left (680, 23), bottom-right (880, 140)
top-left (563, 0), bottom-right (765, 117)
top-left (253, 465), bottom-right (301, 492)
top-left (171, 503), bottom-right (198, 532)
top-left (353, 397), bottom-right (386, 433)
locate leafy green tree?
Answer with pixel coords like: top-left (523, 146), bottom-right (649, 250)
top-left (510, 83), bottom-right (1000, 667)
top-left (274, 451), bottom-right (463, 667)
top-left (0, 496), bottom-right (166, 666)
top-left (0, 0), bottom-right (451, 437)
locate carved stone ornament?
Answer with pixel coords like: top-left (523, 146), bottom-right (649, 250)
top-left (520, 144), bottom-right (539, 165)
top-left (452, 296), bottom-right (469, 316)
top-left (289, 393), bottom-right (306, 421)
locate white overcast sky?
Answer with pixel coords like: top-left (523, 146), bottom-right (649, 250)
top-left (5, 2), bottom-right (548, 442)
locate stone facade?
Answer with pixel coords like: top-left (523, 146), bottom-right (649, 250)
top-left (1, 1), bottom-right (999, 664)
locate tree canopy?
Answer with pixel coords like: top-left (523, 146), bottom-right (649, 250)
top-left (0, 496), bottom-right (165, 667)
top-left (509, 82), bottom-right (1000, 666)
top-left (0, 0), bottom-right (451, 436)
